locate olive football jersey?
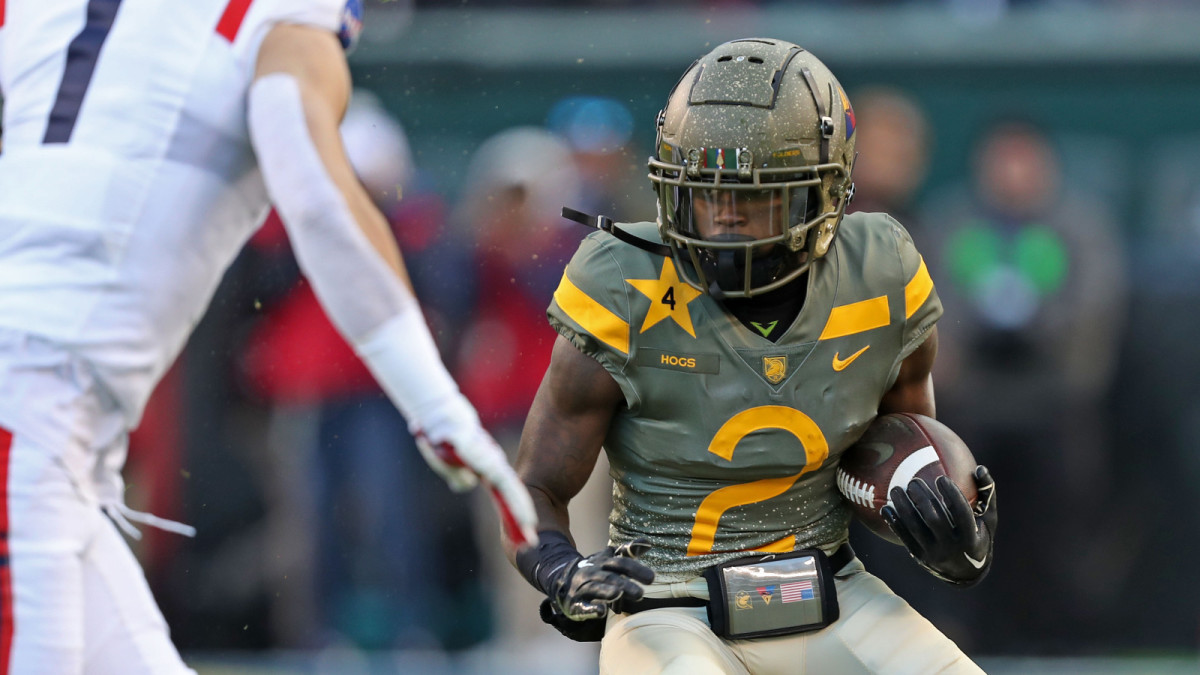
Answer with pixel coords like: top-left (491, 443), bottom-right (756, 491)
top-left (547, 212), bottom-right (941, 580)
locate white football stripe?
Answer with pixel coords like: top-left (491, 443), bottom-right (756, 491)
top-left (886, 445), bottom-right (939, 506)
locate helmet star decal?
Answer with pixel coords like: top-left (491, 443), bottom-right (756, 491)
top-left (627, 258), bottom-right (704, 338)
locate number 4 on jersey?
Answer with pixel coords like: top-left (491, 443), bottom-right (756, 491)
top-left (626, 258), bottom-right (703, 338)
top-left (661, 287), bottom-right (676, 311)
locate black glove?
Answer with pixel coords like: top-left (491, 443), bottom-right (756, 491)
top-left (881, 465), bottom-right (998, 586)
top-left (538, 598), bottom-right (606, 642)
top-left (517, 532), bottom-right (655, 641)
top-left (549, 538), bottom-right (655, 620)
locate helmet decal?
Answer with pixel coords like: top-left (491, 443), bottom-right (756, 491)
top-left (698, 148), bottom-right (734, 169)
top-left (338, 0), bottom-right (364, 52)
top-left (840, 86), bottom-right (856, 140)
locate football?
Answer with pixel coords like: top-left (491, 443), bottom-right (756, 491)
top-left (836, 413), bottom-right (978, 545)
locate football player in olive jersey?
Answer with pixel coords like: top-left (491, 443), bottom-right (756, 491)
top-left (508, 38), bottom-right (997, 674)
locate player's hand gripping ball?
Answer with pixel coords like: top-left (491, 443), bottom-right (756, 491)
top-left (837, 413), bottom-right (997, 585)
top-left (837, 413), bottom-right (977, 543)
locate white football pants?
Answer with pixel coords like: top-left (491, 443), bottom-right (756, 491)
top-left (599, 558), bottom-right (984, 675)
top-left (0, 330), bottom-right (192, 674)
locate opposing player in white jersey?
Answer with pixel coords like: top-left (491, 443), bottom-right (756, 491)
top-left (0, 0), bottom-right (539, 671)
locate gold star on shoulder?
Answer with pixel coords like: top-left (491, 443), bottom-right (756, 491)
top-left (626, 258), bottom-right (704, 337)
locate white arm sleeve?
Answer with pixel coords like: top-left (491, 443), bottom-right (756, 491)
top-left (246, 73), bottom-right (459, 424)
top-left (248, 73), bottom-right (412, 342)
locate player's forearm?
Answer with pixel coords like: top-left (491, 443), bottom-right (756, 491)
top-left (243, 24), bottom-right (539, 548)
top-left (505, 456), bottom-right (577, 564)
top-left (530, 484), bottom-right (574, 538)
top-left (879, 328), bottom-right (937, 416)
top-left (513, 424), bottom-right (599, 545)
top-left (250, 25), bottom-right (415, 337)
top-left (340, 183), bottom-right (413, 289)
top-left (508, 419), bottom-right (590, 561)
top-left (248, 73), bottom-right (461, 428)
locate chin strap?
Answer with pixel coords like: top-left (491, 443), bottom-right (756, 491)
top-left (713, 248), bottom-right (742, 293)
top-left (561, 207), bottom-right (671, 257)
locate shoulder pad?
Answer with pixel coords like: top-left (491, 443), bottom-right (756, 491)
top-left (548, 225), bottom-right (661, 359)
top-left (833, 212), bottom-right (926, 292)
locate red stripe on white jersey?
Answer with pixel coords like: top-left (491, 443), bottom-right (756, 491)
top-left (215, 0), bottom-right (254, 42)
top-left (0, 0), bottom-right (6, 28)
top-left (0, 428), bottom-right (11, 675)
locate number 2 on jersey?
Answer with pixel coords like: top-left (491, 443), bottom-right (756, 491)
top-left (686, 405), bottom-right (830, 556)
top-left (44, 0), bottom-right (124, 144)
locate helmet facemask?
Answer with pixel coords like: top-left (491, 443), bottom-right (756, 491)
top-left (651, 154), bottom-right (851, 298)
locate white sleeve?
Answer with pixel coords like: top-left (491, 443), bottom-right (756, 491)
top-left (246, 73), bottom-right (460, 426)
top-left (248, 73), bottom-right (410, 342)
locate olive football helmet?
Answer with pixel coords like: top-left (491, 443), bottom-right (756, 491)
top-left (648, 38), bottom-right (857, 297)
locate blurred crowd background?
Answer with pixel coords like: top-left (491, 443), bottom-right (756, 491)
top-left (112, 0), bottom-right (1200, 672)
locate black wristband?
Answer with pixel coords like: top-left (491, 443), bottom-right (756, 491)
top-left (515, 530), bottom-right (583, 596)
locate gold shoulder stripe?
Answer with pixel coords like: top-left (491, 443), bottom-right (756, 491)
top-left (819, 295), bottom-right (890, 340)
top-left (553, 272), bottom-right (630, 355)
top-left (905, 257), bottom-right (934, 319)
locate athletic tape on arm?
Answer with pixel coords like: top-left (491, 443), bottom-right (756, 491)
top-left (247, 73), bottom-right (459, 422)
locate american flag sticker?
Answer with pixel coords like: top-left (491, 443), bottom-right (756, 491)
top-left (781, 580), bottom-right (815, 603)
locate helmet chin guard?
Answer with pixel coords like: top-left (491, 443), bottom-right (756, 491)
top-left (648, 38), bottom-right (857, 298)
top-left (700, 233), bottom-right (807, 299)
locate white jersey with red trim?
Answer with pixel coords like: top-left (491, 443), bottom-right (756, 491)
top-left (0, 0), bottom-right (343, 424)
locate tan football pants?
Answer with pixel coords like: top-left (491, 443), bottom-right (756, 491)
top-left (599, 558), bottom-right (984, 675)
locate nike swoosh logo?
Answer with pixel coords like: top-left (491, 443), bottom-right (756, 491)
top-left (963, 552), bottom-right (987, 569)
top-left (832, 345), bottom-right (870, 371)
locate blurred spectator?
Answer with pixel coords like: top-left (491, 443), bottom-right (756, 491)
top-left (238, 91), bottom-right (489, 651)
top-left (124, 363), bottom-right (189, 623)
top-left (845, 87), bottom-right (932, 230)
top-left (449, 127), bottom-right (610, 653)
top-left (451, 127), bottom-right (584, 441)
top-left (546, 95), bottom-right (655, 223)
top-left (918, 118), bottom-right (1129, 653)
top-left (1102, 134), bottom-right (1200, 648)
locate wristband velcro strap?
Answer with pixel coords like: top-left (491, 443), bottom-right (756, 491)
top-left (515, 530), bottom-right (582, 596)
